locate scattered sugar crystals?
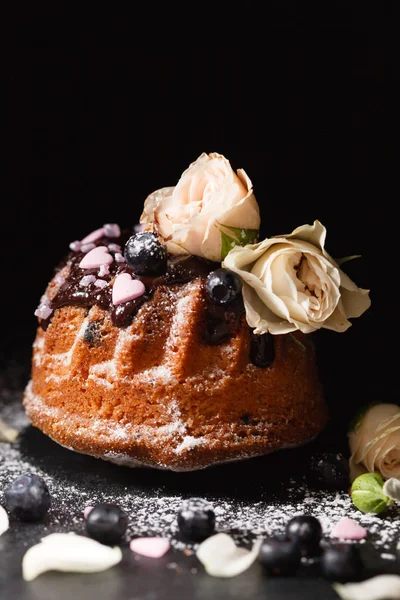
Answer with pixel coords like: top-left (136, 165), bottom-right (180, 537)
top-left (34, 303), bottom-right (53, 320)
top-left (79, 275), bottom-right (96, 287)
top-left (80, 242), bottom-right (96, 254)
top-left (98, 263), bottom-right (110, 277)
top-left (69, 240), bottom-right (81, 252)
top-left (103, 223), bottom-right (121, 238)
top-left (114, 252), bottom-right (126, 263)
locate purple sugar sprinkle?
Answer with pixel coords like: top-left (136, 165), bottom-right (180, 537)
top-left (94, 279), bottom-right (108, 289)
top-left (79, 275), bottom-right (96, 287)
top-left (54, 273), bottom-right (65, 285)
top-left (81, 242), bottom-right (96, 254)
top-left (98, 264), bottom-right (110, 277)
top-left (80, 227), bottom-right (105, 244)
top-left (69, 240), bottom-right (81, 252)
top-left (34, 304), bottom-right (53, 320)
top-left (134, 223), bottom-right (145, 233)
top-left (108, 243), bottom-right (121, 253)
top-left (103, 223), bottom-right (121, 238)
top-left (115, 253), bottom-right (126, 263)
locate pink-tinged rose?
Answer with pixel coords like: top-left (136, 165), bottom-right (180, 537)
top-left (222, 220), bottom-right (371, 335)
top-left (140, 152), bottom-right (260, 261)
top-left (349, 403), bottom-right (400, 481)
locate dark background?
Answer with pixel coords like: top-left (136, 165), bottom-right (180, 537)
top-left (2, 3), bottom-right (397, 425)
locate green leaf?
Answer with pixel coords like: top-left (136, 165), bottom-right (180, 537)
top-left (217, 223), bottom-right (260, 260)
top-left (335, 255), bottom-right (361, 266)
top-left (348, 403), bottom-right (379, 433)
top-left (350, 472), bottom-right (392, 514)
top-left (289, 333), bottom-right (306, 352)
top-left (220, 230), bottom-right (239, 261)
top-left (219, 223), bottom-right (259, 246)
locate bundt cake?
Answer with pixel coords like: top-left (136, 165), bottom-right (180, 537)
top-left (23, 152), bottom-right (370, 471)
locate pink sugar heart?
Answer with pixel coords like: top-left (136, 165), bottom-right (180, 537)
top-left (79, 246), bottom-right (113, 269)
top-left (83, 506), bottom-right (94, 519)
top-left (80, 227), bottom-right (105, 244)
top-left (331, 517), bottom-right (367, 540)
top-left (112, 273), bottom-right (145, 305)
top-left (130, 537), bottom-right (170, 558)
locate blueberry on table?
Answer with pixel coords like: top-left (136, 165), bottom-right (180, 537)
top-left (206, 268), bottom-right (242, 305)
top-left (124, 232), bottom-right (167, 275)
top-left (285, 515), bottom-right (322, 556)
top-left (177, 498), bottom-right (216, 542)
top-left (4, 473), bottom-right (51, 521)
top-left (258, 538), bottom-right (301, 576)
top-left (321, 544), bottom-right (363, 582)
top-left (85, 503), bottom-right (128, 545)
top-left (308, 451), bottom-right (350, 490)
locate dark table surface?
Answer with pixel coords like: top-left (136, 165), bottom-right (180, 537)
top-left (1, 359), bottom-right (400, 600)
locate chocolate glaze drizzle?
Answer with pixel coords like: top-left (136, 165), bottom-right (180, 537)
top-left (40, 231), bottom-right (274, 366)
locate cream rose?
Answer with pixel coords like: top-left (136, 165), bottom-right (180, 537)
top-left (222, 220), bottom-right (371, 335)
top-left (140, 152), bottom-right (260, 261)
top-left (349, 404), bottom-right (400, 481)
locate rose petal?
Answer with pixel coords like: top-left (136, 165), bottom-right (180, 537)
top-left (196, 533), bottom-right (261, 578)
top-left (130, 537), bottom-right (170, 558)
top-left (333, 575), bottom-right (400, 600)
top-left (22, 533), bottom-right (122, 581)
top-left (383, 478), bottom-right (400, 501)
top-left (223, 220), bottom-right (370, 336)
top-left (331, 518), bottom-right (368, 540)
top-left (0, 417), bottom-right (19, 443)
top-left (0, 505), bottom-right (9, 536)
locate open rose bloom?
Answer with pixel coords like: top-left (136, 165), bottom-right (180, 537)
top-left (349, 404), bottom-right (400, 481)
top-left (140, 152), bottom-right (260, 261)
top-left (223, 220), bottom-right (371, 335)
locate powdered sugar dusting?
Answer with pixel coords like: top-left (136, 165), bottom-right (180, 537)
top-left (3, 393), bottom-right (400, 557)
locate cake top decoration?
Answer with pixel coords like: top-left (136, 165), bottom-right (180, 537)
top-left (140, 152), bottom-right (260, 262)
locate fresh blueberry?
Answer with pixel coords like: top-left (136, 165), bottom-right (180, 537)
top-left (249, 330), bottom-right (275, 368)
top-left (177, 498), bottom-right (216, 542)
top-left (258, 538), bottom-right (301, 576)
top-left (85, 503), bottom-right (128, 544)
top-left (308, 451), bottom-right (350, 490)
top-left (4, 473), bottom-right (51, 521)
top-left (285, 516), bottom-right (322, 556)
top-left (206, 268), bottom-right (242, 305)
top-left (124, 232), bottom-right (167, 275)
top-left (321, 544), bottom-right (363, 582)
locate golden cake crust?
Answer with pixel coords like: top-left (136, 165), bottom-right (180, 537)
top-left (24, 277), bottom-right (328, 471)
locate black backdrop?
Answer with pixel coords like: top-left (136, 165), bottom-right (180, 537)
top-left (2, 3), bottom-right (397, 426)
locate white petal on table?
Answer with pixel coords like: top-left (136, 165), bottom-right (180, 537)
top-left (196, 533), bottom-right (262, 578)
top-left (383, 477), bottom-right (400, 502)
top-left (0, 417), bottom-right (19, 443)
top-left (22, 533), bottom-right (122, 581)
top-left (333, 575), bottom-right (400, 600)
top-left (0, 506), bottom-right (9, 536)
